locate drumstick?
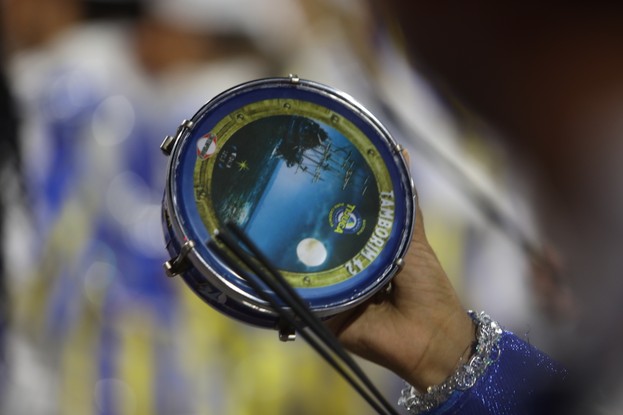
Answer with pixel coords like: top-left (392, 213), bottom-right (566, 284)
top-left (208, 222), bottom-right (400, 415)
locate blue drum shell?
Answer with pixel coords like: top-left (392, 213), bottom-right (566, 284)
top-left (161, 77), bottom-right (416, 329)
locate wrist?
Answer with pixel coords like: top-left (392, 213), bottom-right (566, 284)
top-left (399, 311), bottom-right (504, 414)
top-left (405, 309), bottom-right (476, 391)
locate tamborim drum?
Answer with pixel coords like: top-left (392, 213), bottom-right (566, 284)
top-left (160, 76), bottom-right (416, 332)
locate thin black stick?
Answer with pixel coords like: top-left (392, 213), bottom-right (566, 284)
top-left (210, 224), bottom-right (400, 415)
top-left (206, 241), bottom-right (389, 414)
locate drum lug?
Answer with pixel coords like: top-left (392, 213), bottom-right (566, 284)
top-left (160, 119), bottom-right (195, 155)
top-left (163, 240), bottom-right (195, 277)
top-left (278, 321), bottom-right (297, 342)
top-left (288, 73), bottom-right (300, 84)
top-left (160, 135), bottom-right (175, 155)
top-left (394, 257), bottom-right (406, 272)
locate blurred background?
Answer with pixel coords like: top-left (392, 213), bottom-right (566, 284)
top-left (0, 0), bottom-right (591, 414)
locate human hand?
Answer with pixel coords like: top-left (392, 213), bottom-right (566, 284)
top-left (326, 200), bottom-right (475, 391)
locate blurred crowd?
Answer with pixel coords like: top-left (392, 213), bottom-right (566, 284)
top-left (0, 0), bottom-right (596, 414)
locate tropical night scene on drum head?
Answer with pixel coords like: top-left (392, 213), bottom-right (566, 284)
top-left (193, 98), bottom-right (397, 288)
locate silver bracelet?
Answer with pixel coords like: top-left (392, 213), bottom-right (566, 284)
top-left (398, 311), bottom-right (503, 414)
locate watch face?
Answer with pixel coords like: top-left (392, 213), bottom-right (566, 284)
top-left (165, 77), bottom-right (415, 325)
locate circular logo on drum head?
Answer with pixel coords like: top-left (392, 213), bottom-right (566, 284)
top-left (197, 133), bottom-right (218, 160)
top-left (329, 203), bottom-right (365, 235)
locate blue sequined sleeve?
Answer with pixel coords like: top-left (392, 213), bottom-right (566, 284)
top-left (423, 332), bottom-right (567, 415)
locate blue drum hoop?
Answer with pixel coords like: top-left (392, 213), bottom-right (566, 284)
top-left (161, 76), bottom-right (416, 329)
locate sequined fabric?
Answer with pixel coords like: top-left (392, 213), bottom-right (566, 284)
top-left (423, 332), bottom-right (567, 415)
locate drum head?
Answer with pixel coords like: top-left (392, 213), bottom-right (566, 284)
top-left (162, 77), bottom-right (415, 328)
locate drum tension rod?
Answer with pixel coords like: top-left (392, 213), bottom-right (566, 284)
top-left (278, 320), bottom-right (297, 342)
top-left (160, 119), bottom-right (195, 155)
top-left (288, 73), bottom-right (300, 83)
top-left (163, 240), bottom-right (195, 278)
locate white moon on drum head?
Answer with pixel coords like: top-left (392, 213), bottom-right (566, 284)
top-left (296, 238), bottom-right (327, 267)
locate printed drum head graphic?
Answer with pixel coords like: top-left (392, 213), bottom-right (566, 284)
top-left (196, 133), bottom-right (218, 159)
top-left (162, 78), bottom-right (415, 327)
top-left (194, 103), bottom-right (395, 288)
